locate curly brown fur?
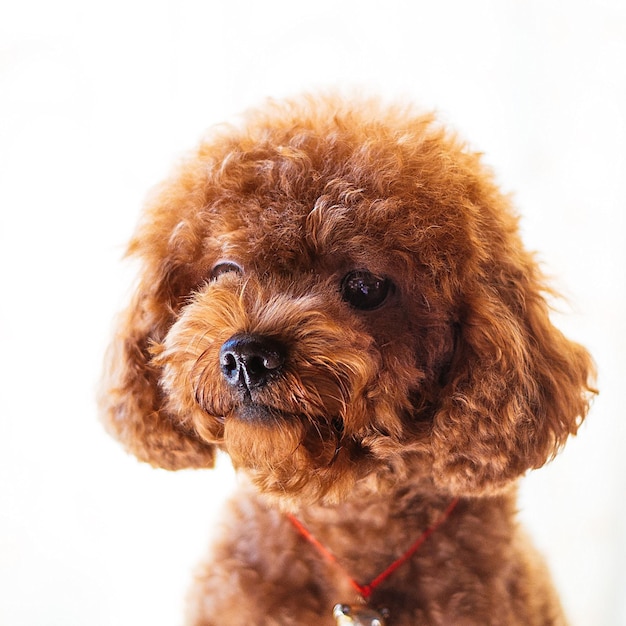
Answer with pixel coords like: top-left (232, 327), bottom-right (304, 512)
top-left (100, 94), bottom-right (595, 625)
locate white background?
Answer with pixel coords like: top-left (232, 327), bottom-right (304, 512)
top-left (1, 1), bottom-right (624, 624)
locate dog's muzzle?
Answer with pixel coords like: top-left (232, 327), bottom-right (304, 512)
top-left (219, 333), bottom-right (285, 392)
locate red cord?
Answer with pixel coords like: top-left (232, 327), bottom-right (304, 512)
top-left (287, 497), bottom-right (459, 600)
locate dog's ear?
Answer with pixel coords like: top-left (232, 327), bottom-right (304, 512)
top-left (99, 180), bottom-right (217, 469)
top-left (432, 251), bottom-right (596, 494)
top-left (99, 273), bottom-right (216, 470)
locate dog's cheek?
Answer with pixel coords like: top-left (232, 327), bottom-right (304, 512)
top-left (150, 307), bottom-right (238, 443)
top-left (153, 347), bottom-right (225, 443)
top-left (354, 341), bottom-right (430, 443)
top-left (293, 348), bottom-right (378, 431)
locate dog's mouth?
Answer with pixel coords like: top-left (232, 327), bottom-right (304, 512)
top-left (229, 402), bottom-right (297, 425)
top-left (227, 400), bottom-right (345, 438)
top-left (235, 403), bottom-right (274, 423)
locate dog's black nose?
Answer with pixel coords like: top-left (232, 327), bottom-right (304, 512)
top-left (219, 334), bottom-right (285, 391)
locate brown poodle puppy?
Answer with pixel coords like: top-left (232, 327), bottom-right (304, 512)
top-left (100, 94), bottom-right (595, 625)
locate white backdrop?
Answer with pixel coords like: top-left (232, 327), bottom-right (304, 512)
top-left (1, 1), bottom-right (624, 625)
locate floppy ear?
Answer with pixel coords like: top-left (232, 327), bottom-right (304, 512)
top-left (432, 253), bottom-right (596, 495)
top-left (99, 264), bottom-right (216, 470)
top-left (99, 162), bottom-right (218, 470)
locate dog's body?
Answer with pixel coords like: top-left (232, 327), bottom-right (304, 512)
top-left (100, 95), bottom-right (594, 625)
top-left (185, 480), bottom-right (562, 625)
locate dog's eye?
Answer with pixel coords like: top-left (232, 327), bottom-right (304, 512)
top-left (341, 270), bottom-right (393, 310)
top-left (210, 262), bottom-right (243, 281)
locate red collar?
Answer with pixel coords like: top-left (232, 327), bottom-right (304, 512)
top-left (287, 497), bottom-right (459, 601)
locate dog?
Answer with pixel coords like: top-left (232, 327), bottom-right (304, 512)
top-left (100, 94), bottom-right (595, 625)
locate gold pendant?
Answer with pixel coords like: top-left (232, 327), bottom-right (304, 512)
top-left (333, 603), bottom-right (389, 626)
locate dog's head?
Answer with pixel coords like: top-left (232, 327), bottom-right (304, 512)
top-left (100, 95), bottom-right (595, 504)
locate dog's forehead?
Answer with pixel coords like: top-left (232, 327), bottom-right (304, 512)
top-left (188, 108), bottom-right (484, 283)
top-left (205, 187), bottom-right (410, 277)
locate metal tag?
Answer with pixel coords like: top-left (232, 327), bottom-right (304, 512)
top-left (333, 603), bottom-right (389, 626)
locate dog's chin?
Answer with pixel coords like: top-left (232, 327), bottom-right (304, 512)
top-left (216, 407), bottom-right (371, 506)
